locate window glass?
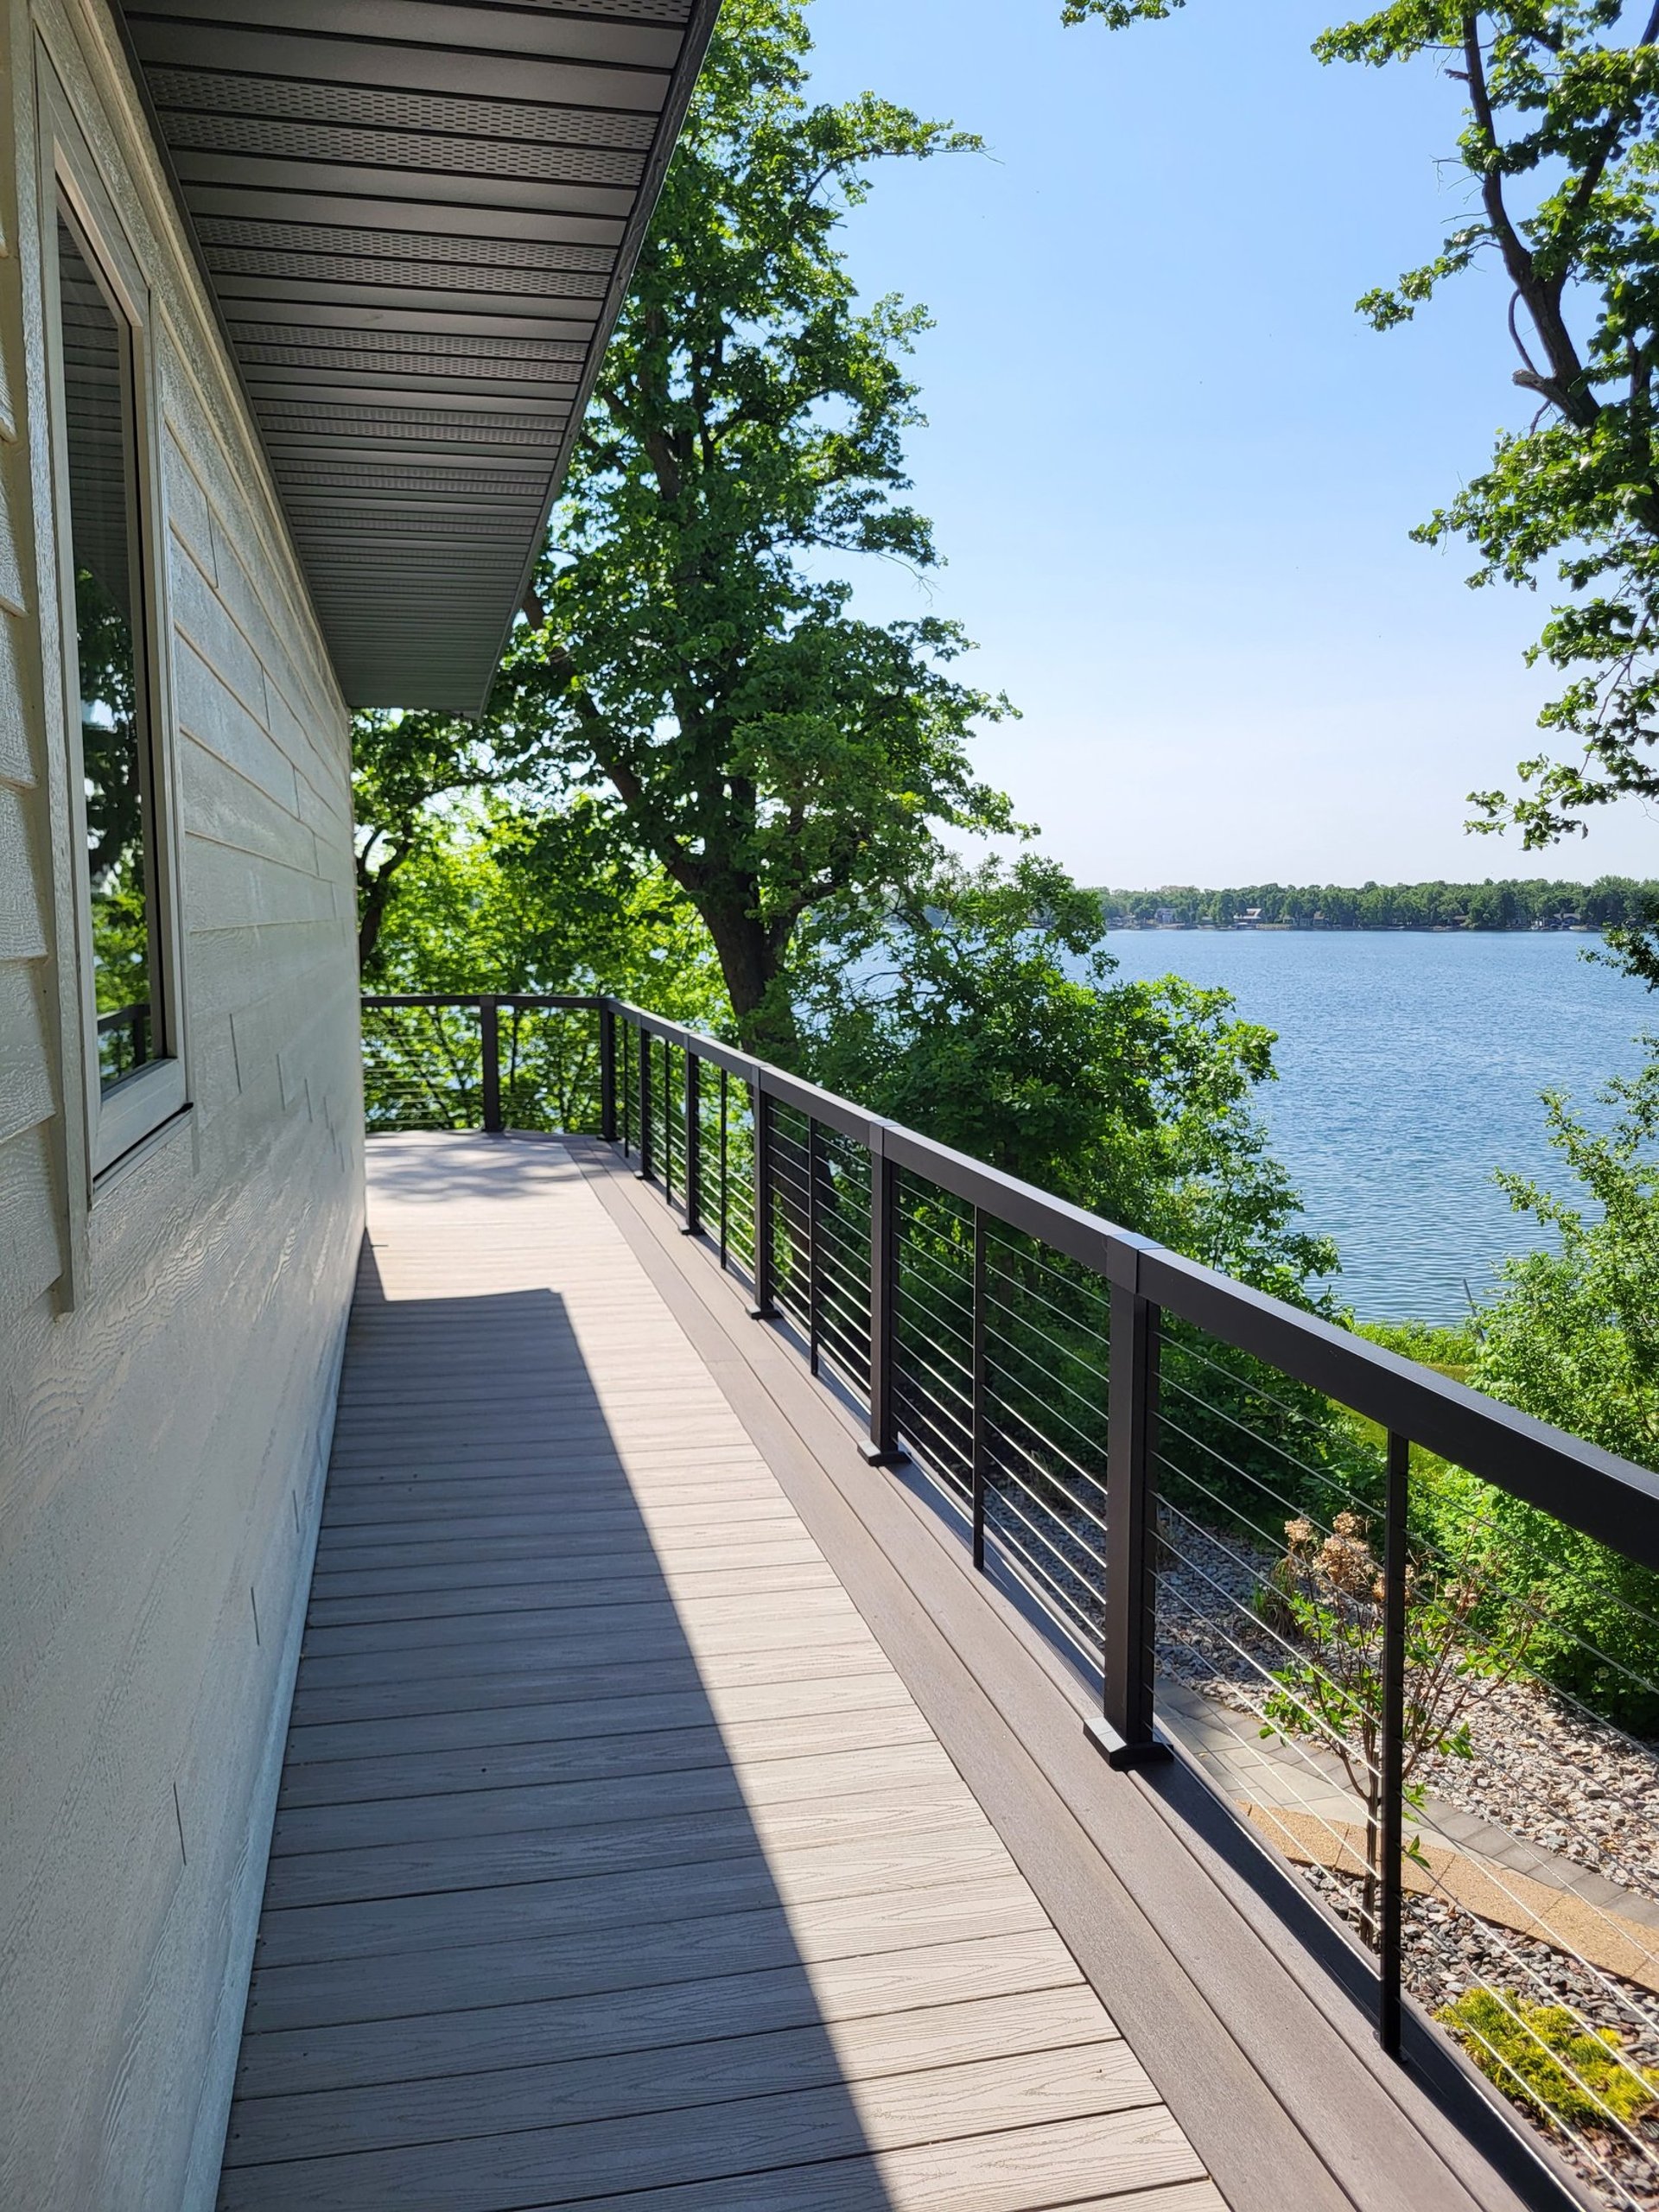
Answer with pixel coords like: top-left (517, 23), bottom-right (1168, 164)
top-left (56, 206), bottom-right (162, 1090)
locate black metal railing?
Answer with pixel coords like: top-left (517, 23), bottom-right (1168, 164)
top-left (362, 992), bottom-right (1659, 2209)
top-left (96, 998), bottom-right (150, 1081)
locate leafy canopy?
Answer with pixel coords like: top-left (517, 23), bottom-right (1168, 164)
top-left (353, 709), bottom-right (550, 976)
top-left (1465, 1040), bottom-right (1659, 1721)
top-left (1066, 0), bottom-right (1659, 980)
top-left (355, 0), bottom-right (1341, 1316)
top-left (796, 852), bottom-right (1339, 1300)
top-left (369, 795), bottom-right (726, 1024)
top-left (496, 0), bottom-right (1014, 1056)
top-left (361, 797), bottom-right (728, 1139)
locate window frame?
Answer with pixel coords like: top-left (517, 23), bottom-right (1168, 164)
top-left (41, 120), bottom-right (188, 1181)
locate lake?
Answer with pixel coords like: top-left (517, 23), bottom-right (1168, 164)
top-left (1093, 929), bottom-right (1654, 1324)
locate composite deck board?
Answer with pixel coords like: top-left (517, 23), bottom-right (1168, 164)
top-left (297, 1581), bottom-right (867, 1659)
top-left (219, 1134), bottom-right (1218, 2209)
top-left (282, 1670), bottom-right (918, 1764)
top-left (218, 2045), bottom-right (1174, 2212)
top-left (234, 1929), bottom-right (1090, 2101)
top-left (286, 1641), bottom-right (900, 1729)
top-left (274, 1701), bottom-right (937, 1808)
top-left (269, 1741), bottom-right (969, 1857)
top-left (263, 1783), bottom-right (998, 1914)
top-left (246, 1872), bottom-right (1051, 2031)
top-left (302, 1557), bottom-right (844, 1628)
top-left (255, 1827), bottom-right (1021, 1971)
top-left (289, 1610), bottom-right (888, 1694)
top-left (224, 1986), bottom-right (1119, 2166)
top-left (307, 1535), bottom-right (831, 1596)
top-left (318, 1494), bottom-right (801, 1535)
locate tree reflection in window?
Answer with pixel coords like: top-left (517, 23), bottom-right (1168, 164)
top-left (57, 207), bottom-right (159, 1089)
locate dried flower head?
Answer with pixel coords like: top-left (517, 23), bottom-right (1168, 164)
top-left (1317, 1529), bottom-right (1376, 1598)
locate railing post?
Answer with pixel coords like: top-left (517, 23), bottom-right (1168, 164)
top-left (620, 1022), bottom-right (632, 1158)
top-left (682, 1052), bottom-right (702, 1236)
top-left (860, 1136), bottom-right (905, 1465)
top-left (1378, 1428), bottom-right (1408, 2057)
top-left (718, 1069), bottom-right (729, 1269)
top-left (748, 1082), bottom-right (775, 1319)
top-left (807, 1117), bottom-right (821, 1377)
top-left (1091, 1245), bottom-right (1170, 1769)
top-left (662, 1044), bottom-right (674, 1204)
top-left (480, 995), bottom-right (502, 1135)
top-left (637, 1027), bottom-right (653, 1180)
top-left (971, 1207), bottom-right (988, 1572)
top-left (599, 1004), bottom-right (617, 1142)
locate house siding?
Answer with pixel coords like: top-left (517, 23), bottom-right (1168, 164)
top-left (0, 3), bottom-right (364, 2208)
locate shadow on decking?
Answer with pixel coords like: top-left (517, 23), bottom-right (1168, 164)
top-left (359, 1128), bottom-right (577, 1204)
top-left (217, 1260), bottom-right (895, 2211)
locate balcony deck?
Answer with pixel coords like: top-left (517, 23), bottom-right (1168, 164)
top-left (218, 1135), bottom-right (1564, 2212)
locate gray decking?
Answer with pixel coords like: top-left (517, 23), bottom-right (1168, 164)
top-left (216, 1135), bottom-right (1222, 2212)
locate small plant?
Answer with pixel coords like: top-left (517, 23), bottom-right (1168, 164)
top-left (1438, 1987), bottom-right (1659, 2133)
top-left (1261, 1510), bottom-right (1544, 1947)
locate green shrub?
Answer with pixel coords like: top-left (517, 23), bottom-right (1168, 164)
top-left (1465, 1047), bottom-right (1659, 1731)
top-left (1357, 1319), bottom-right (1475, 1382)
top-left (1437, 1987), bottom-right (1659, 2130)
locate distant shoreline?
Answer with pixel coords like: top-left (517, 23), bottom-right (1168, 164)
top-left (1100, 920), bottom-right (1604, 934)
top-left (1090, 878), bottom-right (1656, 934)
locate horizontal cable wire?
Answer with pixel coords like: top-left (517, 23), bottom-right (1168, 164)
top-left (986, 1394), bottom-right (1109, 1514)
top-left (985, 1427), bottom-right (1109, 1542)
top-left (986, 1355), bottom-right (1109, 1466)
top-left (984, 1257), bottom-right (1112, 1347)
top-left (985, 1451), bottom-right (1108, 1576)
top-left (1158, 1369), bottom-right (1380, 1524)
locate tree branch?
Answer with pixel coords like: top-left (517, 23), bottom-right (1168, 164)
top-left (1463, 11), bottom-right (1597, 428)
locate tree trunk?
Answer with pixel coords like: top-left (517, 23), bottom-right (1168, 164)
top-left (357, 861), bottom-right (396, 977)
top-left (701, 899), bottom-right (798, 1065)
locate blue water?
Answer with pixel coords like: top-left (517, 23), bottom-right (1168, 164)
top-left (1092, 931), bottom-right (1654, 1324)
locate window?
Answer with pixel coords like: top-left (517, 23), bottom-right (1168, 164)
top-left (49, 180), bottom-right (184, 1173)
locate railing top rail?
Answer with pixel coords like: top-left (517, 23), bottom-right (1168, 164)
top-left (359, 990), bottom-right (1659, 1567)
top-left (363, 993), bottom-right (609, 1011)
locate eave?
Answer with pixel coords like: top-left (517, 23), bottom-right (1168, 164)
top-left (116, 0), bottom-right (719, 712)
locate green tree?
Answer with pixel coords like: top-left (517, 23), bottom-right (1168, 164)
top-left (796, 852), bottom-right (1338, 1299)
top-left (1468, 1042), bottom-right (1659, 1723)
top-left (494, 0), bottom-right (1014, 1059)
top-left (353, 709), bottom-right (547, 977)
top-left (1068, 1), bottom-right (1659, 982)
top-left (364, 797), bottom-right (728, 1135)
top-left (370, 796), bottom-right (728, 1022)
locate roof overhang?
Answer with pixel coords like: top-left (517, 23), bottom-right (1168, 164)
top-left (116, 0), bottom-right (719, 712)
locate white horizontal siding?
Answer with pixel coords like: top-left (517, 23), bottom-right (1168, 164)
top-left (0, 7), bottom-right (365, 2212)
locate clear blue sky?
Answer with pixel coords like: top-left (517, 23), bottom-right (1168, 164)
top-left (799, 0), bottom-right (1659, 887)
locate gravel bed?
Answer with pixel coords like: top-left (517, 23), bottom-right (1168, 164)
top-left (1152, 1513), bottom-right (1659, 1912)
top-left (1308, 1861), bottom-right (1659, 2211)
top-left (983, 1481), bottom-right (1659, 2209)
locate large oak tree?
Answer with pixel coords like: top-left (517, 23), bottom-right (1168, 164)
top-left (495, 0), bottom-right (1014, 1058)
